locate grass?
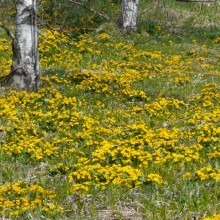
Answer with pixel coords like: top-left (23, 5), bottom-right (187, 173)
top-left (0, 1), bottom-right (220, 219)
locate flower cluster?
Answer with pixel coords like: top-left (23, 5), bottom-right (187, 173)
top-left (0, 181), bottom-right (63, 217)
top-left (0, 27), bottom-right (219, 218)
top-left (196, 166), bottom-right (220, 181)
top-left (203, 214), bottom-right (220, 220)
top-left (98, 33), bottom-right (110, 40)
top-left (212, 36), bottom-right (220, 44)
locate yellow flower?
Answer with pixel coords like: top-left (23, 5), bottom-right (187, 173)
top-left (98, 33), bottom-right (110, 40)
top-left (203, 214), bottom-right (220, 220)
top-left (147, 174), bottom-right (163, 184)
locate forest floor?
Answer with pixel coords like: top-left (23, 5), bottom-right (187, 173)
top-left (0, 4), bottom-right (220, 219)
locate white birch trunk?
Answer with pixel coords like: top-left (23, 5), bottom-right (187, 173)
top-left (121, 0), bottom-right (139, 32)
top-left (7, 0), bottom-right (39, 91)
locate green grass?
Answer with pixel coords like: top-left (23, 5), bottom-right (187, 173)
top-left (0, 1), bottom-right (220, 219)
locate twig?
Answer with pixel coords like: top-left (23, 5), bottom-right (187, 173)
top-left (0, 23), bottom-right (14, 39)
top-left (69, 0), bottom-right (110, 21)
top-left (5, 67), bottom-right (25, 85)
top-left (36, 17), bottom-right (63, 32)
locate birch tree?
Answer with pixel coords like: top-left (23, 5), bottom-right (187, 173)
top-left (121, 0), bottom-right (139, 32)
top-left (7, 0), bottom-right (39, 91)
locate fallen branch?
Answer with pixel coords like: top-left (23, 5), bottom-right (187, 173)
top-left (69, 0), bottom-right (110, 21)
top-left (36, 17), bottom-right (63, 32)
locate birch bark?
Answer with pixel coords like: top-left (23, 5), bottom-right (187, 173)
top-left (121, 0), bottom-right (139, 32)
top-left (7, 0), bottom-right (39, 91)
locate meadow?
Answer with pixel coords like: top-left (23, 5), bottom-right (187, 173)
top-left (0, 1), bottom-right (220, 219)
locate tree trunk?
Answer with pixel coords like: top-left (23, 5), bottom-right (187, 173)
top-left (7, 0), bottom-right (39, 91)
top-left (121, 0), bottom-right (139, 32)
